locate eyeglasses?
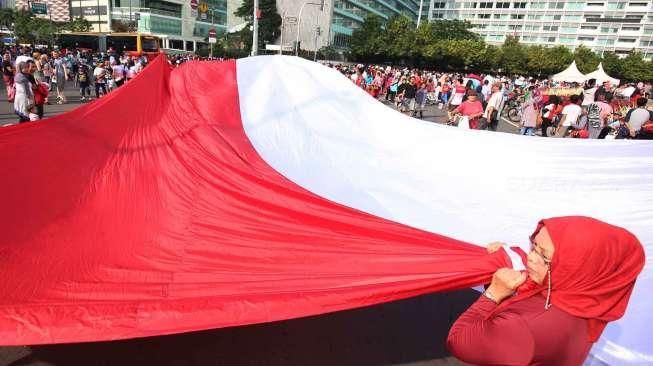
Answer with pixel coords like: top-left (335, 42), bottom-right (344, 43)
top-left (530, 238), bottom-right (552, 265)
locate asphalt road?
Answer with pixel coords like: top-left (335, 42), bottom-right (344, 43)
top-left (0, 87), bottom-right (521, 134)
top-left (1, 290), bottom-right (476, 366)
top-left (0, 84), bottom-right (522, 366)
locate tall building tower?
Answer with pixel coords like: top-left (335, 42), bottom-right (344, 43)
top-left (226, 0), bottom-right (245, 30)
top-left (330, 0), bottom-right (421, 48)
top-left (15, 0), bottom-right (70, 22)
top-left (426, 0), bottom-right (653, 59)
top-left (110, 0), bottom-right (228, 51)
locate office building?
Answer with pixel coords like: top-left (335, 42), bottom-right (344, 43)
top-left (15, 0), bottom-right (70, 22)
top-left (427, 0), bottom-right (653, 59)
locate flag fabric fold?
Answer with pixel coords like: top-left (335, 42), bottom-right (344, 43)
top-left (0, 56), bottom-right (651, 366)
top-left (0, 56), bottom-right (508, 346)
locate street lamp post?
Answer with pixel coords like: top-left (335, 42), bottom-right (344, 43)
top-left (96, 0), bottom-right (102, 32)
top-left (252, 0), bottom-right (259, 55)
top-left (295, 0), bottom-right (324, 56)
top-left (279, 9), bottom-right (287, 55)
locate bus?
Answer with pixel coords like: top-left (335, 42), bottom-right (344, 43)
top-left (58, 32), bottom-right (161, 59)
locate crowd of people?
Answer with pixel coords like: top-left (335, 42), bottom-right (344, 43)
top-left (2, 45), bottom-right (151, 123)
top-left (329, 63), bottom-right (653, 140)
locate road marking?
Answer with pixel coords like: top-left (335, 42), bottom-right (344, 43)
top-left (501, 117), bottom-right (520, 128)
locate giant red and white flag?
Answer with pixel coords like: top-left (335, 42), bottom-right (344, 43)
top-left (0, 56), bottom-right (651, 365)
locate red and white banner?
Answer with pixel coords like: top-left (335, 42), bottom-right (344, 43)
top-left (0, 56), bottom-right (651, 365)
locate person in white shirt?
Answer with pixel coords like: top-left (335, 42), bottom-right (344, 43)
top-left (555, 94), bottom-right (582, 137)
top-left (14, 55), bottom-right (33, 68)
top-left (483, 82), bottom-right (503, 131)
top-left (111, 61), bottom-right (126, 87)
top-left (625, 97), bottom-right (653, 136)
top-left (93, 62), bottom-right (107, 98)
top-left (582, 79), bottom-right (597, 107)
top-left (481, 80), bottom-right (491, 102)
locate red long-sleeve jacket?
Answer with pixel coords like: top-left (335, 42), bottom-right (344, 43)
top-left (447, 294), bottom-right (592, 366)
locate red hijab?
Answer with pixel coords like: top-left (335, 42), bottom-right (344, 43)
top-left (492, 216), bottom-right (645, 342)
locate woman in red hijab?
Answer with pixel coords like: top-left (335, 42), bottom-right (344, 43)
top-left (447, 216), bottom-right (645, 366)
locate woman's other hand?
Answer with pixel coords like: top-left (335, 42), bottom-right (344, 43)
top-left (487, 268), bottom-right (527, 303)
top-left (486, 241), bottom-right (505, 254)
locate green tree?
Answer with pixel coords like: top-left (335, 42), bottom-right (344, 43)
top-left (349, 15), bottom-right (384, 61)
top-left (601, 51), bottom-right (624, 80)
top-left (499, 36), bottom-right (527, 75)
top-left (30, 17), bottom-right (58, 45)
top-left (13, 10), bottom-right (35, 44)
top-left (382, 16), bottom-right (415, 62)
top-left (443, 39), bottom-right (486, 71)
top-left (478, 44), bottom-right (501, 73)
top-left (525, 45), bottom-right (548, 76)
top-left (621, 51), bottom-right (652, 81)
top-left (546, 46), bottom-right (574, 75)
top-left (0, 8), bottom-right (15, 31)
top-left (412, 22), bottom-right (433, 62)
top-left (235, 0), bottom-right (282, 54)
top-left (574, 45), bottom-right (601, 74)
top-left (317, 45), bottom-right (341, 61)
top-left (429, 19), bottom-right (480, 41)
top-left (65, 17), bottom-right (93, 32)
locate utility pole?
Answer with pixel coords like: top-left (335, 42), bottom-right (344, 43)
top-left (96, 0), bottom-right (102, 32)
top-left (252, 0), bottom-right (259, 56)
top-left (279, 10), bottom-right (286, 55)
top-left (295, 0), bottom-right (324, 56)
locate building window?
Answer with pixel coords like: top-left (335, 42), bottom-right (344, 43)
top-left (433, 2), bottom-right (446, 8)
top-left (561, 27), bottom-right (577, 33)
top-left (548, 2), bottom-right (564, 9)
top-left (553, 15), bottom-right (562, 20)
top-left (529, 2), bottom-right (545, 8)
top-left (640, 40), bottom-right (653, 47)
top-left (587, 2), bottom-right (605, 5)
top-left (479, 2), bottom-right (493, 8)
top-left (508, 24), bottom-right (523, 30)
top-left (607, 2), bottom-right (626, 9)
top-left (543, 25), bottom-right (559, 31)
top-left (628, 2), bottom-right (648, 6)
top-left (566, 1), bottom-right (585, 9)
top-left (560, 37), bottom-right (575, 44)
top-left (464, 2), bottom-right (477, 8)
top-left (547, 37), bottom-right (556, 42)
top-left (527, 14), bottom-right (542, 19)
top-left (513, 2), bottom-right (526, 8)
top-left (622, 26), bottom-right (640, 31)
top-left (496, 2), bottom-right (510, 8)
top-left (618, 38), bottom-right (636, 42)
top-left (510, 14), bottom-right (524, 19)
top-left (578, 36), bottom-right (595, 41)
top-left (581, 25), bottom-right (598, 29)
top-left (564, 15), bottom-right (581, 21)
top-left (525, 25), bottom-right (540, 31)
top-left (332, 33), bottom-right (351, 48)
top-left (478, 13), bottom-right (490, 18)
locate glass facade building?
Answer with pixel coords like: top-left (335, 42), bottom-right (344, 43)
top-left (331, 0), bottom-right (422, 48)
top-left (110, 0), bottom-right (228, 51)
top-left (426, 1), bottom-right (653, 59)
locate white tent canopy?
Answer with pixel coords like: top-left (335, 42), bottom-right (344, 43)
top-left (551, 60), bottom-right (587, 83)
top-left (584, 62), bottom-right (620, 86)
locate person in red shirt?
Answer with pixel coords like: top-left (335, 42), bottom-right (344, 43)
top-left (447, 216), bottom-right (645, 366)
top-left (452, 90), bottom-right (484, 129)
